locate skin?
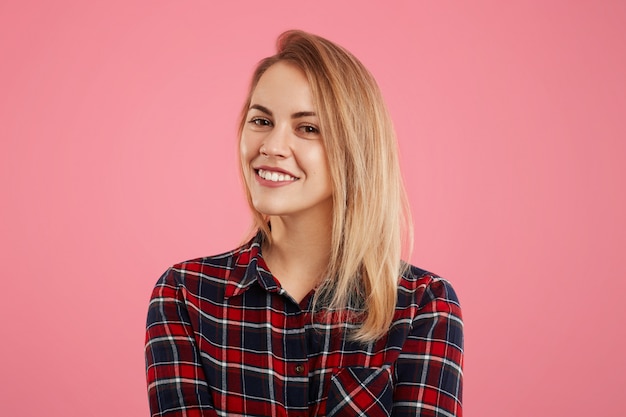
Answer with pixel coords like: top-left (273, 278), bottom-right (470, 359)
top-left (240, 62), bottom-right (333, 303)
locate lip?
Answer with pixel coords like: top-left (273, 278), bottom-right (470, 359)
top-left (253, 165), bottom-right (299, 178)
top-left (253, 165), bottom-right (300, 187)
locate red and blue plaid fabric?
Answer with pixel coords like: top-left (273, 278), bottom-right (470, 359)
top-left (145, 235), bottom-right (463, 416)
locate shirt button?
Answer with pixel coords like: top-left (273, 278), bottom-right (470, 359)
top-left (294, 364), bottom-right (305, 374)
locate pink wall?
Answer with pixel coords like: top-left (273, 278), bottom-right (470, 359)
top-left (1, 1), bottom-right (625, 415)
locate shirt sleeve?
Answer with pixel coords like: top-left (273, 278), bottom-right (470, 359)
top-left (145, 268), bottom-right (218, 417)
top-left (393, 278), bottom-right (464, 417)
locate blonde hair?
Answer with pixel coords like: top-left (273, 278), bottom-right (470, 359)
top-left (238, 30), bottom-right (413, 342)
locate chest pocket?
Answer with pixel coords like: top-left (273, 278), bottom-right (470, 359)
top-left (326, 366), bottom-right (393, 417)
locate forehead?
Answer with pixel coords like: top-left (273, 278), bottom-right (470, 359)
top-left (250, 62), bottom-right (316, 112)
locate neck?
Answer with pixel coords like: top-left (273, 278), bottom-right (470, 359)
top-left (263, 214), bottom-right (332, 302)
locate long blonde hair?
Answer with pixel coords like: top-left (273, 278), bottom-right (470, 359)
top-left (238, 30), bottom-right (413, 342)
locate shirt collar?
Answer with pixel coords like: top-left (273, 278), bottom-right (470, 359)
top-left (224, 232), bottom-right (281, 299)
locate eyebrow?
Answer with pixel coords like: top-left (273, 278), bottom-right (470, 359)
top-left (249, 104), bottom-right (317, 119)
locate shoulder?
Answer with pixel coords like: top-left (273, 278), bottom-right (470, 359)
top-left (154, 239), bottom-right (259, 295)
top-left (396, 264), bottom-right (462, 319)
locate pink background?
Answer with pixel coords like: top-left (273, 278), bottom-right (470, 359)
top-left (1, 1), bottom-right (625, 415)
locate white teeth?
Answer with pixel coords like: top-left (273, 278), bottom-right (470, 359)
top-left (258, 169), bottom-right (297, 182)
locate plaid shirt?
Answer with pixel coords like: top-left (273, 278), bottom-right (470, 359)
top-left (145, 235), bottom-right (463, 417)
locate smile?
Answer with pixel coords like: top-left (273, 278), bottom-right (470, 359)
top-left (257, 169), bottom-right (299, 182)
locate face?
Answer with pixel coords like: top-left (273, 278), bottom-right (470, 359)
top-left (240, 62), bottom-right (333, 224)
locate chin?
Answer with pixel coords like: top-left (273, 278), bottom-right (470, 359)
top-left (251, 201), bottom-right (285, 217)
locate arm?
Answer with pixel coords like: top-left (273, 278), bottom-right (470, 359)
top-left (393, 278), bottom-right (464, 417)
top-left (145, 268), bottom-right (218, 417)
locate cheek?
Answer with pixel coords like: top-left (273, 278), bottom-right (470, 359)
top-left (312, 148), bottom-right (331, 179)
top-left (318, 154), bottom-right (333, 191)
top-left (239, 136), bottom-right (248, 158)
top-left (239, 137), bottom-right (253, 164)
top-left (238, 140), bottom-right (253, 183)
top-left (240, 131), bottom-right (262, 160)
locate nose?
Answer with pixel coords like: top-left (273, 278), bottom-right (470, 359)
top-left (260, 124), bottom-right (291, 158)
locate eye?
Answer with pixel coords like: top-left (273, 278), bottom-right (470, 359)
top-left (298, 124), bottom-right (320, 135)
top-left (248, 117), bottom-right (272, 128)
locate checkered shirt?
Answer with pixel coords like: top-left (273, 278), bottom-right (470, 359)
top-left (145, 236), bottom-right (463, 416)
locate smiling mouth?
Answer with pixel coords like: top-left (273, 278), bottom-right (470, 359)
top-left (257, 169), bottom-right (299, 182)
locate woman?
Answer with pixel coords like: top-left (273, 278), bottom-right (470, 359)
top-left (146, 30), bottom-right (463, 417)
